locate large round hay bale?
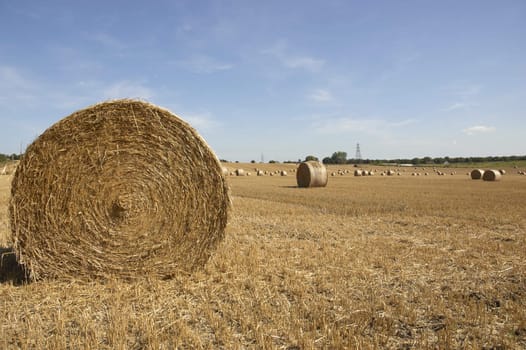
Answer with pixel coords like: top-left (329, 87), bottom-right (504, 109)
top-left (9, 99), bottom-right (230, 281)
top-left (482, 169), bottom-right (502, 181)
top-left (354, 169), bottom-right (363, 176)
top-left (296, 161), bottom-right (328, 188)
top-left (470, 169), bottom-right (484, 180)
top-left (235, 168), bottom-right (245, 176)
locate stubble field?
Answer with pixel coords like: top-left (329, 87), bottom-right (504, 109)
top-left (1, 163), bottom-right (525, 349)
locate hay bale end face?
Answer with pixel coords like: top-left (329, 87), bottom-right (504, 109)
top-left (9, 99), bottom-right (230, 281)
top-left (296, 161), bottom-right (328, 188)
top-left (470, 169), bottom-right (484, 180)
top-left (482, 169), bottom-right (502, 182)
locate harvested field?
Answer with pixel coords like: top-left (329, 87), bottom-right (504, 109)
top-left (1, 164), bottom-right (525, 349)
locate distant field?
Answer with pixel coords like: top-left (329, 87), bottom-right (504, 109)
top-left (1, 163), bottom-right (525, 349)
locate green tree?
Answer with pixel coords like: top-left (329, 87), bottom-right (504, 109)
top-left (331, 151), bottom-right (347, 164)
top-left (305, 155), bottom-right (318, 162)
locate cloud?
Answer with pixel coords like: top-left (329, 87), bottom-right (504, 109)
top-left (312, 116), bottom-right (417, 134)
top-left (102, 81), bottom-right (154, 100)
top-left (88, 32), bottom-right (127, 50)
top-left (443, 102), bottom-right (474, 112)
top-left (309, 89), bottom-right (333, 102)
top-left (262, 41), bottom-right (324, 72)
top-left (462, 125), bottom-right (496, 135)
top-left (0, 65), bottom-right (40, 106)
top-left (183, 112), bottom-right (220, 131)
top-left (177, 55), bottom-right (233, 74)
top-left (445, 82), bottom-right (483, 98)
top-left (283, 56), bottom-right (324, 71)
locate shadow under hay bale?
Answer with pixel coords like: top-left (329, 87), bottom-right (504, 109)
top-left (0, 247), bottom-right (28, 285)
top-left (9, 99), bottom-right (230, 281)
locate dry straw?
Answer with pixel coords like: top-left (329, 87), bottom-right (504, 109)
top-left (9, 99), bottom-right (230, 281)
top-left (470, 169), bottom-right (484, 180)
top-left (296, 161), bottom-right (328, 188)
top-left (482, 169), bottom-right (502, 181)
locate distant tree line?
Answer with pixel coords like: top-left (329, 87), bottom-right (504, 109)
top-left (211, 154), bottom-right (526, 165)
top-left (318, 152), bottom-right (526, 165)
top-left (0, 153), bottom-right (21, 162)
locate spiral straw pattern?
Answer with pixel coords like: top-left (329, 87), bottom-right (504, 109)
top-left (9, 100), bottom-right (230, 280)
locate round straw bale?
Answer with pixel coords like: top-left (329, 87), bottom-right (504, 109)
top-left (482, 169), bottom-right (502, 181)
top-left (222, 166), bottom-right (229, 176)
top-left (296, 161), bottom-right (328, 188)
top-left (257, 170), bottom-right (264, 176)
top-left (470, 169), bottom-right (484, 180)
top-left (235, 168), bottom-right (245, 176)
top-left (281, 170), bottom-right (288, 176)
top-left (9, 99), bottom-right (230, 281)
top-left (499, 169), bottom-right (506, 175)
top-left (354, 169), bottom-right (363, 176)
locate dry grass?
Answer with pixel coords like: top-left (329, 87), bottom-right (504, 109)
top-left (1, 163), bottom-right (525, 349)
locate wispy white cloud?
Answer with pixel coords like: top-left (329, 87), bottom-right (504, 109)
top-left (0, 65), bottom-right (40, 106)
top-left (102, 81), bottom-right (154, 100)
top-left (177, 55), bottom-right (233, 73)
top-left (312, 116), bottom-right (417, 134)
top-left (183, 112), bottom-right (220, 131)
top-left (262, 41), bottom-right (324, 72)
top-left (309, 89), bottom-right (333, 103)
top-left (462, 125), bottom-right (496, 135)
top-left (443, 102), bottom-right (474, 112)
top-left (444, 82), bottom-right (483, 98)
top-left (88, 32), bottom-right (127, 50)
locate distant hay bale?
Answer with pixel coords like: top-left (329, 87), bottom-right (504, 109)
top-left (354, 169), bottom-right (363, 177)
top-left (483, 169), bottom-right (502, 181)
top-left (296, 161), bottom-right (328, 188)
top-left (470, 169), bottom-right (484, 180)
top-left (235, 169), bottom-right (245, 176)
top-left (499, 169), bottom-right (506, 175)
top-left (9, 99), bottom-right (230, 281)
top-left (331, 172), bottom-right (336, 177)
top-left (257, 170), bottom-right (264, 176)
top-left (221, 166), bottom-right (229, 176)
top-left (281, 170), bottom-right (288, 176)
top-left (387, 169), bottom-right (394, 176)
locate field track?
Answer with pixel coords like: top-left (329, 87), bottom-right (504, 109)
top-left (1, 163), bottom-right (525, 349)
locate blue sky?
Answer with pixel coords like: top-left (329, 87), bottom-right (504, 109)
top-left (1, 0), bottom-right (525, 161)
